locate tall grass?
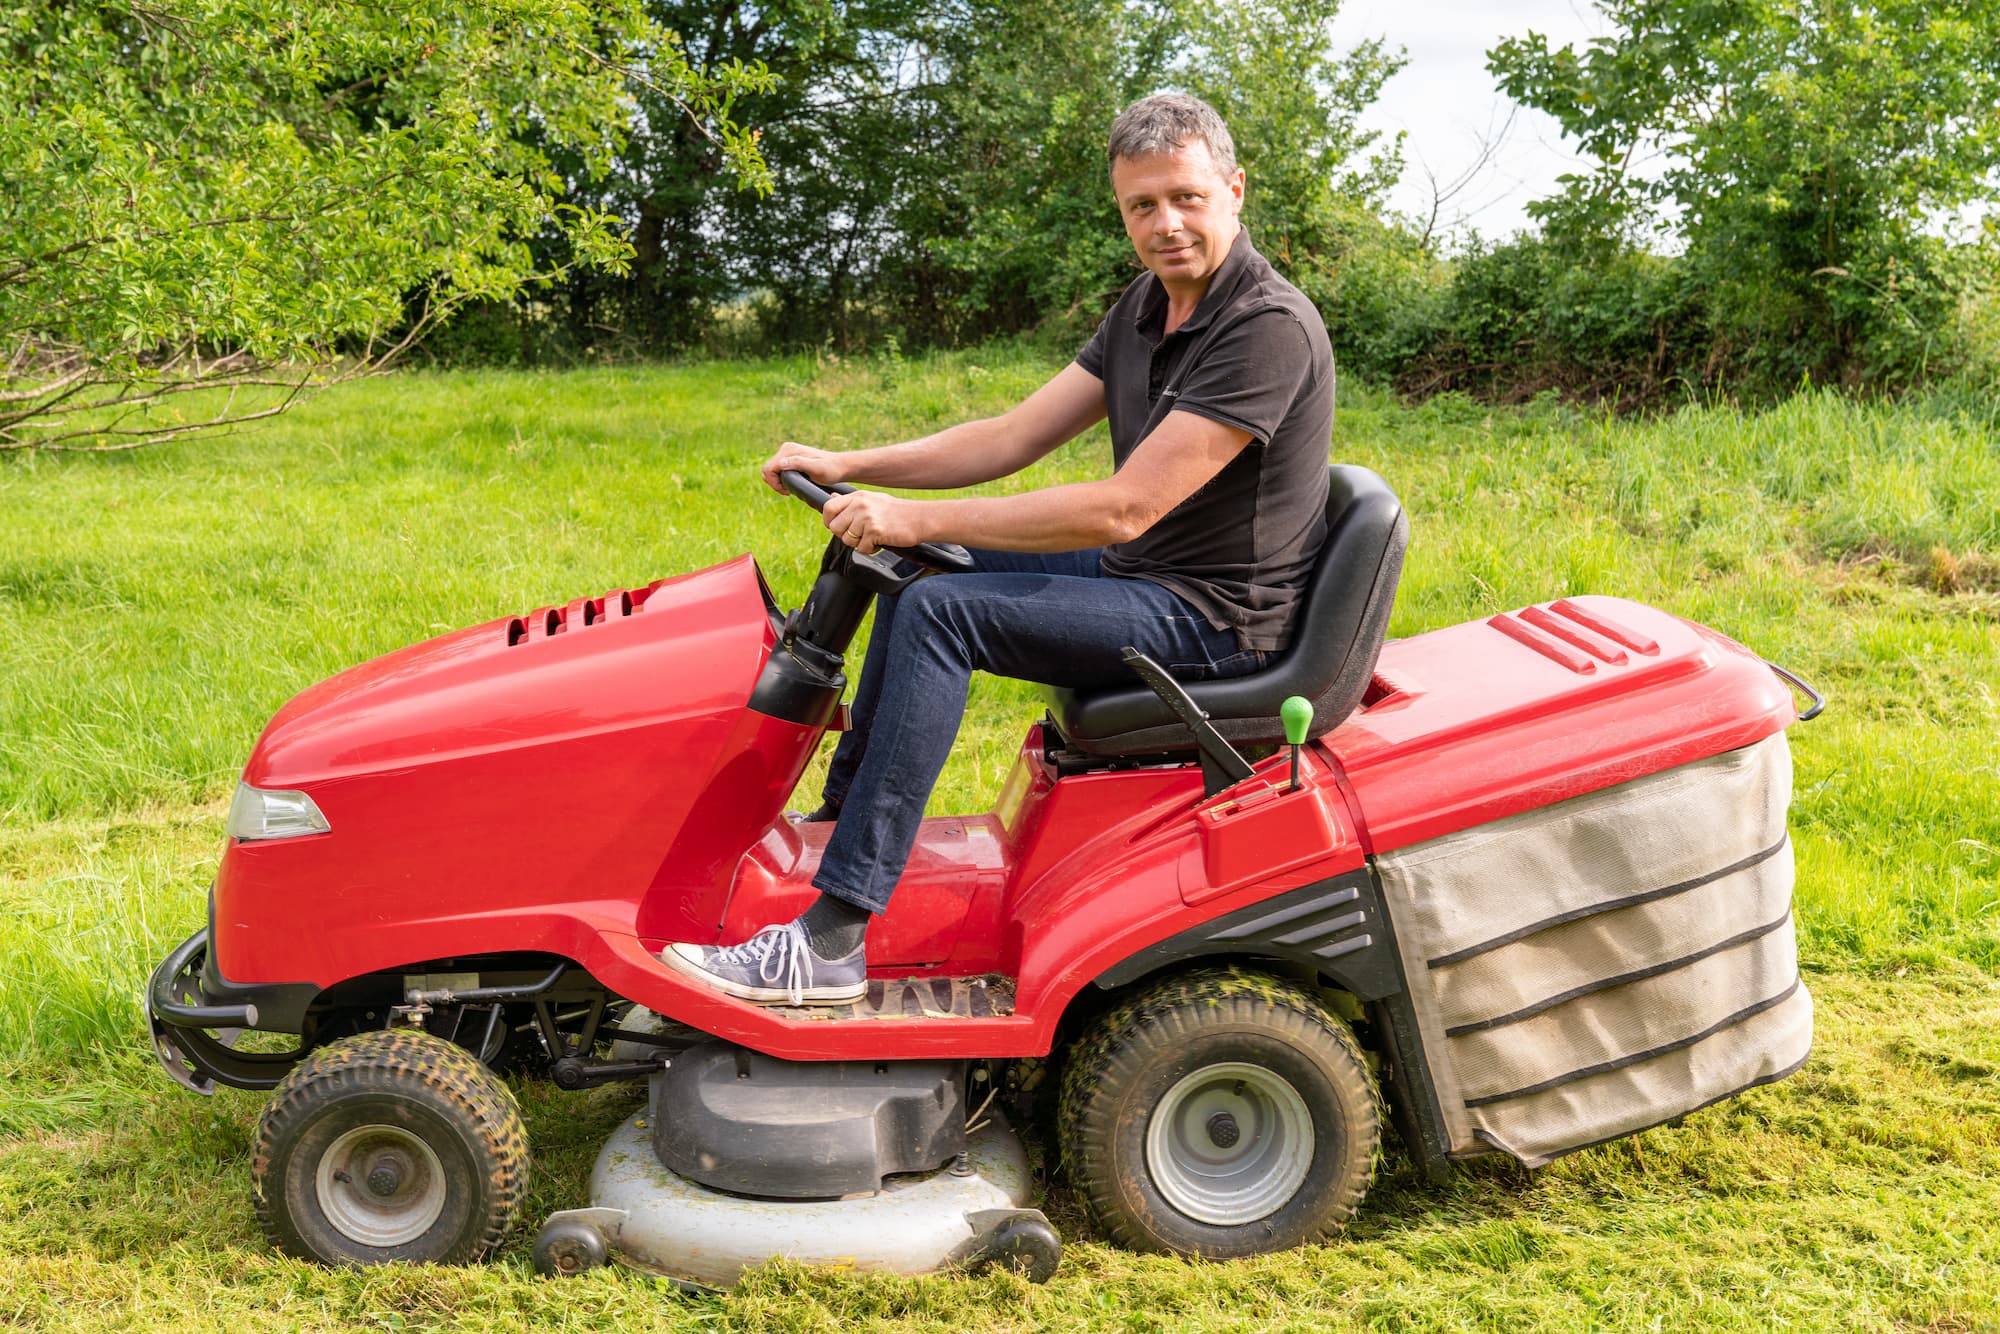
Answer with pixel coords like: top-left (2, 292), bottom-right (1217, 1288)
top-left (2, 354), bottom-right (1997, 1329)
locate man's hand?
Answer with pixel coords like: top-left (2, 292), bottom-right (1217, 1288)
top-left (761, 441), bottom-right (847, 494)
top-left (822, 490), bottom-right (928, 556)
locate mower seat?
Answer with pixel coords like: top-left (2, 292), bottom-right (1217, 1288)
top-left (1044, 463), bottom-right (1406, 756)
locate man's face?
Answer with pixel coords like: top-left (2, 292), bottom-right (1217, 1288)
top-left (1111, 139), bottom-right (1245, 290)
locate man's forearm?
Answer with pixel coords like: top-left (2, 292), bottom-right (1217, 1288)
top-left (795, 360), bottom-right (1103, 493)
top-left (914, 480), bottom-right (1148, 552)
top-left (821, 409), bottom-right (1253, 558)
top-left (837, 417), bottom-right (1031, 490)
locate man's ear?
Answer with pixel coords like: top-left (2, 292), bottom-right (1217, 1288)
top-left (1229, 168), bottom-right (1246, 214)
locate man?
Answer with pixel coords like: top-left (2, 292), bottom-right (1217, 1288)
top-left (663, 92), bottom-right (1335, 1005)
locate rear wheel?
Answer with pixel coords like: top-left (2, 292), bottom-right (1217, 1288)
top-left (252, 1028), bottom-right (527, 1266)
top-left (1059, 967), bottom-right (1379, 1258)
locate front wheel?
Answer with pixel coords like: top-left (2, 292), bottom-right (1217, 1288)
top-left (252, 1028), bottom-right (528, 1266)
top-left (1058, 967), bottom-right (1379, 1258)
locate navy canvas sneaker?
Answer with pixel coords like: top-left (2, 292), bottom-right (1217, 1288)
top-left (661, 920), bottom-right (866, 1006)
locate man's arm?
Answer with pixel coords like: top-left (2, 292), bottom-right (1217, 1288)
top-left (762, 362), bottom-right (1107, 493)
top-left (821, 410), bottom-right (1253, 555)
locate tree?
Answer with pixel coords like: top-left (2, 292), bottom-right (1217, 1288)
top-left (884, 0), bottom-right (1173, 345)
top-left (500, 0), bottom-right (1412, 358)
top-left (1177, 0), bottom-right (1413, 377)
top-left (0, 0), bottom-right (771, 450)
top-left (1490, 0), bottom-right (2000, 387)
top-left (514, 0), bottom-right (866, 354)
top-left (694, 0), bottom-right (934, 351)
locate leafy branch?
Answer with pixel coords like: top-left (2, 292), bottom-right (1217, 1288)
top-left (0, 0), bottom-right (771, 452)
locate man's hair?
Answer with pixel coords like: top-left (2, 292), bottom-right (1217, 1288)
top-left (1106, 93), bottom-right (1238, 177)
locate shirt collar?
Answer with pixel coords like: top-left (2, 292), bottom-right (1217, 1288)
top-left (1133, 228), bottom-right (1256, 343)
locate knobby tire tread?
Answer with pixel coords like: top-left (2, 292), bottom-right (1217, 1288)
top-left (252, 1027), bottom-right (528, 1265)
top-left (1058, 966), bottom-right (1380, 1256)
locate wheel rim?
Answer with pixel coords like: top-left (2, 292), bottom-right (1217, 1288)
top-left (1144, 1061), bottom-right (1314, 1226)
top-left (314, 1124), bottom-right (448, 1247)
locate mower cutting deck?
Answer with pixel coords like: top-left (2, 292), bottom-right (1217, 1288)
top-left (148, 465), bottom-right (1821, 1285)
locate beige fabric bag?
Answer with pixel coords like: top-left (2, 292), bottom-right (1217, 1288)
top-left (1373, 732), bottom-right (1811, 1167)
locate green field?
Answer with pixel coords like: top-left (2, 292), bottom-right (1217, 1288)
top-left (2, 348), bottom-right (1997, 1330)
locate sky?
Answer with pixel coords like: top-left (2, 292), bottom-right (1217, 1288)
top-left (1323, 0), bottom-right (1612, 245)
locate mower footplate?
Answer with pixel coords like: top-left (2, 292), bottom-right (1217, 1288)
top-left (762, 974), bottom-right (1016, 1022)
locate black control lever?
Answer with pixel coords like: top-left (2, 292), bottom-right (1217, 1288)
top-left (1120, 648), bottom-right (1254, 791)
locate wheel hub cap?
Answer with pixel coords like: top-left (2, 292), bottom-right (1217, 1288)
top-left (316, 1125), bottom-right (448, 1247)
top-left (366, 1155), bottom-right (408, 1197)
top-left (1145, 1061), bottom-right (1313, 1226)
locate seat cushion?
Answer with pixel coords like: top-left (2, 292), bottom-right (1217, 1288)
top-left (1045, 464), bottom-right (1406, 755)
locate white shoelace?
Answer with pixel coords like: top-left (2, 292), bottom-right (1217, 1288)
top-left (709, 920), bottom-right (815, 1006)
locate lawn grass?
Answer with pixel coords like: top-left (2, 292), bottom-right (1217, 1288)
top-left (2, 348), bottom-right (1996, 1329)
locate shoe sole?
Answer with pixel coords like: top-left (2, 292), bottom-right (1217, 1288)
top-left (659, 943), bottom-right (866, 1006)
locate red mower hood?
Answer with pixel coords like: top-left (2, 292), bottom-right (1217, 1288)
top-left (242, 556), bottom-right (778, 788)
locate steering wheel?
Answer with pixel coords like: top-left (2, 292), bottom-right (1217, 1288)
top-left (778, 470), bottom-right (976, 574)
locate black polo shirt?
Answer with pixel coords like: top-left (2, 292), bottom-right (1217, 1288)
top-left (1075, 230), bottom-right (1333, 653)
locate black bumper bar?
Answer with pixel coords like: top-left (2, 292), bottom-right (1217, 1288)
top-left (147, 927), bottom-right (316, 1095)
top-left (149, 927), bottom-right (259, 1028)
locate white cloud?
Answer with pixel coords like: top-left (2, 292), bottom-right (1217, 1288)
top-left (1325, 0), bottom-right (1609, 244)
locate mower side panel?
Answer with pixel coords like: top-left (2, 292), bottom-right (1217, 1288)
top-left (584, 740), bottom-right (1370, 1061)
top-left (1329, 596), bottom-right (1796, 854)
top-left (998, 743), bottom-right (1368, 1031)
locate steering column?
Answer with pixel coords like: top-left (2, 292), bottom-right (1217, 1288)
top-left (747, 471), bottom-right (974, 726)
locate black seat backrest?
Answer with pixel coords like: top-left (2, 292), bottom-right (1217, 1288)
top-left (1044, 464), bottom-right (1406, 756)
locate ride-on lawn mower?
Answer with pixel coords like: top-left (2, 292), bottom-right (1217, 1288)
top-left (148, 465), bottom-right (1820, 1287)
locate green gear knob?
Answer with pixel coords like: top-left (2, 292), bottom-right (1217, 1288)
top-left (1281, 696), bottom-right (1314, 747)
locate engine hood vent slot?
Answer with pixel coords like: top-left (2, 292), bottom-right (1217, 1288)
top-left (505, 587), bottom-right (644, 645)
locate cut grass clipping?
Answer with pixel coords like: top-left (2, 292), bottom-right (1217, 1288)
top-left (2, 347), bottom-right (1996, 1330)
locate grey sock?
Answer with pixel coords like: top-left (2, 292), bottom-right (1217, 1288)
top-left (798, 892), bottom-right (870, 959)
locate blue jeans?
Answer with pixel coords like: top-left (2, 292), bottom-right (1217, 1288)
top-left (813, 548), bottom-right (1264, 913)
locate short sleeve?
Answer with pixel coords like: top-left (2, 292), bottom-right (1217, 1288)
top-left (1168, 311), bottom-right (1316, 445)
top-left (1075, 318), bottom-right (1109, 378)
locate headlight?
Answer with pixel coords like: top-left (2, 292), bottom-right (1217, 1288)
top-left (225, 782), bottom-right (331, 840)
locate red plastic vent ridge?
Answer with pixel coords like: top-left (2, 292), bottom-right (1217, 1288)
top-left (1549, 598), bottom-right (1661, 655)
top-left (1521, 605), bottom-right (1628, 665)
top-left (1487, 612), bottom-right (1597, 674)
top-left (1362, 667), bottom-right (1421, 709)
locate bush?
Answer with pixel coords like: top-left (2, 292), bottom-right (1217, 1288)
top-left (1395, 236), bottom-right (1702, 403)
top-left (1490, 0), bottom-right (2000, 398)
top-left (1391, 229), bottom-right (2000, 405)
